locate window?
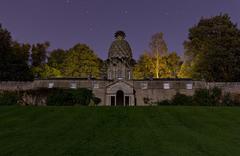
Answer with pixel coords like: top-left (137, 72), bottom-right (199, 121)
top-left (48, 83), bottom-right (54, 88)
top-left (163, 83), bottom-right (170, 89)
top-left (93, 83), bottom-right (99, 89)
top-left (70, 83), bottom-right (77, 89)
top-left (141, 82), bottom-right (148, 89)
top-left (186, 83), bottom-right (193, 90)
top-left (128, 71), bottom-right (131, 80)
top-left (117, 70), bottom-right (122, 78)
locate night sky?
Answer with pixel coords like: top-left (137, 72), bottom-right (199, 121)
top-left (0, 0), bottom-right (239, 59)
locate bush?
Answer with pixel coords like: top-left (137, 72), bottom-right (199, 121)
top-left (46, 88), bottom-right (93, 106)
top-left (222, 93), bottom-right (234, 106)
top-left (157, 87), bottom-right (239, 107)
top-left (193, 89), bottom-right (211, 106)
top-left (0, 91), bottom-right (19, 106)
top-left (157, 100), bottom-right (171, 106)
top-left (209, 87), bottom-right (222, 106)
top-left (172, 92), bottom-right (193, 106)
top-left (92, 97), bottom-right (101, 105)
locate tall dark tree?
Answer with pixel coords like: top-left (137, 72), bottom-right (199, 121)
top-left (12, 42), bottom-right (31, 63)
top-left (0, 24), bottom-right (33, 81)
top-left (31, 42), bottom-right (50, 67)
top-left (183, 14), bottom-right (240, 81)
top-left (48, 49), bottom-right (66, 74)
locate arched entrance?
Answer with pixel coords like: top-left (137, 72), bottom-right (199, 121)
top-left (116, 90), bottom-right (124, 106)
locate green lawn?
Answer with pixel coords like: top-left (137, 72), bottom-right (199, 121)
top-left (0, 106), bottom-right (240, 156)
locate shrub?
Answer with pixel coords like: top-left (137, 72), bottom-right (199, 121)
top-left (209, 87), bottom-right (222, 106)
top-left (92, 97), bottom-right (101, 105)
top-left (193, 89), bottom-right (211, 106)
top-left (222, 93), bottom-right (234, 106)
top-left (157, 100), bottom-right (171, 106)
top-left (0, 91), bottom-right (19, 106)
top-left (172, 92), bottom-right (193, 106)
top-left (46, 88), bottom-right (93, 106)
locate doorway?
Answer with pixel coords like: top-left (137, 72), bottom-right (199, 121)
top-left (116, 90), bottom-right (124, 106)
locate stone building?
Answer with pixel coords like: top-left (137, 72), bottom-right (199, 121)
top-left (0, 31), bottom-right (240, 106)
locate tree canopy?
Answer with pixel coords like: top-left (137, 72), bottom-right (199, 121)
top-left (63, 44), bottom-right (102, 78)
top-left (182, 13), bottom-right (240, 81)
top-left (0, 24), bottom-right (33, 81)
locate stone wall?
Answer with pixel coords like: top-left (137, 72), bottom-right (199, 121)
top-left (0, 79), bottom-right (240, 106)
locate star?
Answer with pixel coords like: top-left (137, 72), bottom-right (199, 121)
top-left (164, 12), bottom-right (169, 16)
top-left (66, 0), bottom-right (71, 4)
top-left (121, 10), bottom-right (128, 14)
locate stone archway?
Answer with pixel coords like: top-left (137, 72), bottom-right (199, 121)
top-left (116, 90), bottom-right (124, 106)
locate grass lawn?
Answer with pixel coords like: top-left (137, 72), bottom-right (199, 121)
top-left (0, 106), bottom-right (240, 156)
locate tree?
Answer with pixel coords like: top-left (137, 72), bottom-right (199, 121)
top-left (149, 32), bottom-right (168, 78)
top-left (48, 49), bottom-right (66, 74)
top-left (63, 43), bottom-right (102, 78)
top-left (31, 42), bottom-right (50, 67)
top-left (12, 42), bottom-right (31, 63)
top-left (0, 24), bottom-right (33, 81)
top-left (133, 51), bottom-right (182, 79)
top-left (184, 13), bottom-right (240, 81)
top-left (32, 64), bottom-right (61, 79)
top-left (164, 52), bottom-right (182, 78)
top-left (133, 52), bottom-right (154, 79)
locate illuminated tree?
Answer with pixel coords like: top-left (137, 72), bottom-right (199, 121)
top-left (149, 32), bottom-right (168, 78)
top-left (133, 52), bottom-right (153, 79)
top-left (63, 43), bottom-right (102, 78)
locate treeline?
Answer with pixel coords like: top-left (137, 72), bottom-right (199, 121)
top-left (0, 13), bottom-right (240, 81)
top-left (0, 25), bottom-right (103, 81)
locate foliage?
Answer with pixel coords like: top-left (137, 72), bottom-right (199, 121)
top-left (32, 64), bottom-right (61, 79)
top-left (63, 44), bottom-right (102, 78)
top-left (183, 13), bottom-right (240, 81)
top-left (164, 52), bottom-right (182, 78)
top-left (149, 32), bottom-right (168, 78)
top-left (156, 87), bottom-right (238, 106)
top-left (46, 88), bottom-right (93, 106)
top-left (0, 91), bottom-right (19, 105)
top-left (92, 97), bottom-right (102, 105)
top-left (48, 49), bottom-right (67, 74)
top-left (12, 42), bottom-right (31, 63)
top-left (156, 99), bottom-right (171, 106)
top-left (0, 24), bottom-right (33, 81)
top-left (133, 51), bottom-right (182, 79)
top-left (193, 87), bottom-right (223, 106)
top-left (178, 60), bottom-right (193, 78)
top-left (222, 93), bottom-right (235, 106)
top-left (193, 89), bottom-right (211, 106)
top-left (31, 42), bottom-right (50, 67)
top-left (133, 52), bottom-right (153, 79)
top-left (172, 92), bottom-right (193, 106)
top-left (209, 87), bottom-right (222, 106)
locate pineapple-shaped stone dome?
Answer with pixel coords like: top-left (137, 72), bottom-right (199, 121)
top-left (108, 31), bottom-right (132, 60)
top-left (107, 31), bottom-right (133, 80)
